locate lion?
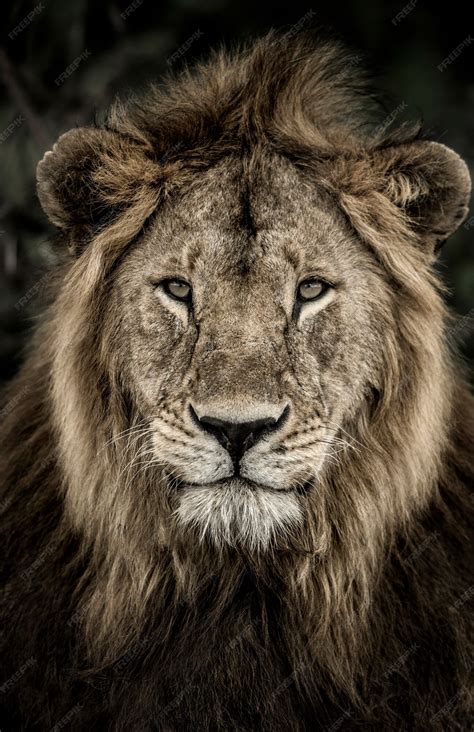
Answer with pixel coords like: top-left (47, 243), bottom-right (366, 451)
top-left (0, 32), bottom-right (473, 731)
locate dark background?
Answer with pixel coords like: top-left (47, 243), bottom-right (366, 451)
top-left (0, 0), bottom-right (473, 386)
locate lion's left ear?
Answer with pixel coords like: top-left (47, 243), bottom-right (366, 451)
top-left (374, 141), bottom-right (471, 254)
top-left (36, 127), bottom-right (120, 233)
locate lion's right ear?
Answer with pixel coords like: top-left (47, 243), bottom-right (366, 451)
top-left (36, 127), bottom-right (160, 252)
top-left (36, 128), bottom-right (118, 235)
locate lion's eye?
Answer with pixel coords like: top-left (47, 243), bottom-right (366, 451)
top-left (161, 279), bottom-right (192, 303)
top-left (297, 278), bottom-right (329, 301)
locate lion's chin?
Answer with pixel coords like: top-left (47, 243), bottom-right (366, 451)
top-left (172, 477), bottom-right (304, 552)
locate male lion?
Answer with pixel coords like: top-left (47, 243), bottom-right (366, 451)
top-left (0, 33), bottom-right (473, 731)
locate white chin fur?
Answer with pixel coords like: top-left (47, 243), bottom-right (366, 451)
top-left (173, 479), bottom-right (303, 552)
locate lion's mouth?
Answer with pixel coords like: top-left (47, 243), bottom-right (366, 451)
top-left (173, 476), bottom-right (312, 495)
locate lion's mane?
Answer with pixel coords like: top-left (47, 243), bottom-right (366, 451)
top-left (0, 33), bottom-right (472, 730)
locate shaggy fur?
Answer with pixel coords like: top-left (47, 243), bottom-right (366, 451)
top-left (0, 33), bottom-right (473, 730)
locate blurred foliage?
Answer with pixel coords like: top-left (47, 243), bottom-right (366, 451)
top-left (0, 0), bottom-right (473, 384)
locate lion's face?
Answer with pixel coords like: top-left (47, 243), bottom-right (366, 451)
top-left (109, 154), bottom-right (389, 549)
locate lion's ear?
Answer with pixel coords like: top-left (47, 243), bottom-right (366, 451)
top-left (36, 126), bottom-right (160, 253)
top-left (36, 128), bottom-right (119, 236)
top-left (374, 141), bottom-right (471, 254)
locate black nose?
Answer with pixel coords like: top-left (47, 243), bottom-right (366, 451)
top-left (198, 416), bottom-right (276, 467)
top-left (191, 406), bottom-right (289, 469)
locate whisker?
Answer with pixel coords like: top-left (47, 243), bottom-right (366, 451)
top-left (102, 424), bottom-right (150, 452)
top-left (325, 420), bottom-right (367, 450)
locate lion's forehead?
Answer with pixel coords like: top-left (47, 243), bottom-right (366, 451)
top-left (139, 155), bottom-right (360, 280)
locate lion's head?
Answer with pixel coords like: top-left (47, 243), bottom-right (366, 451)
top-left (94, 152), bottom-right (399, 551)
top-left (35, 35), bottom-right (470, 580)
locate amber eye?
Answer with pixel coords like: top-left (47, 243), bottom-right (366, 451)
top-left (161, 279), bottom-right (192, 303)
top-left (297, 278), bottom-right (329, 301)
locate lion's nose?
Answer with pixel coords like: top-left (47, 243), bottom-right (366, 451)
top-left (190, 405), bottom-right (289, 469)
